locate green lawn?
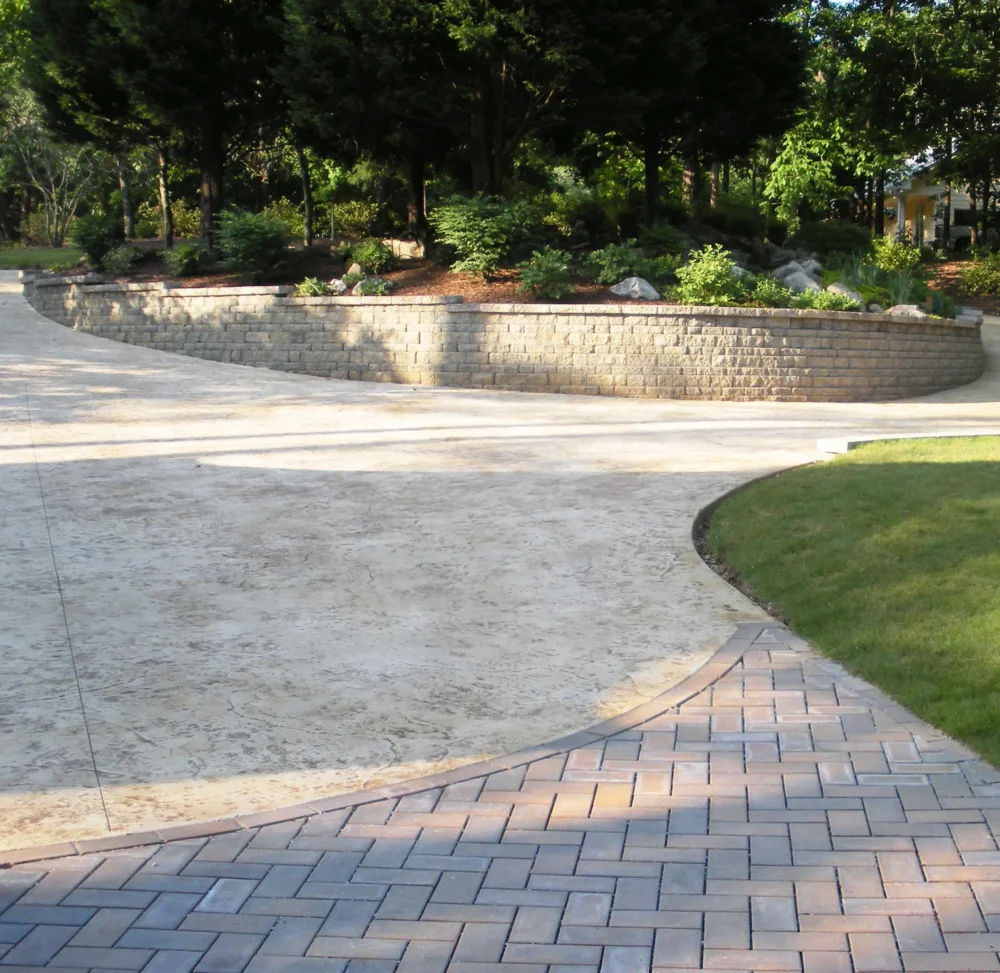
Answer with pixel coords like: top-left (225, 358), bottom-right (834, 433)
top-left (707, 437), bottom-right (1000, 764)
top-left (0, 247), bottom-right (83, 270)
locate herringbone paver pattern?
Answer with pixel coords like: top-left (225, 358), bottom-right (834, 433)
top-left (4, 626), bottom-right (1000, 972)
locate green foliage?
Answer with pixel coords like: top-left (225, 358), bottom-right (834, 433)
top-left (342, 271), bottom-right (364, 288)
top-left (960, 253), bottom-right (1000, 297)
top-left (674, 244), bottom-right (746, 306)
top-left (217, 209), bottom-right (288, 277)
top-left (638, 222), bottom-right (694, 257)
top-left (134, 202), bottom-right (161, 239)
top-left (101, 243), bottom-right (143, 275)
top-left (788, 221), bottom-right (872, 260)
top-left (928, 289), bottom-right (957, 320)
top-left (791, 289), bottom-right (862, 312)
top-left (750, 275), bottom-right (794, 308)
top-left (516, 247), bottom-right (576, 300)
top-left (331, 200), bottom-right (378, 239)
top-left (887, 267), bottom-right (922, 306)
top-left (698, 197), bottom-right (767, 240)
top-left (351, 237), bottom-right (395, 274)
top-left (428, 196), bottom-right (538, 278)
top-left (71, 213), bottom-right (124, 264)
top-left (353, 277), bottom-right (391, 296)
top-left (261, 197), bottom-right (305, 238)
top-left (585, 241), bottom-right (679, 286)
top-left (163, 242), bottom-right (205, 277)
top-left (542, 171), bottom-right (615, 242)
top-left (46, 259), bottom-right (78, 272)
top-left (171, 200), bottom-right (201, 239)
top-left (872, 236), bottom-right (922, 273)
top-left (294, 277), bottom-right (332, 296)
top-left (860, 284), bottom-right (892, 308)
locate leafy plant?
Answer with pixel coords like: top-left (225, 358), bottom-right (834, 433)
top-left (171, 199), bottom-right (202, 238)
top-left (886, 267), bottom-right (922, 306)
top-left (428, 195), bottom-right (538, 278)
top-left (750, 275), bottom-right (794, 308)
top-left (872, 236), bottom-right (922, 273)
top-left (859, 284), bottom-right (892, 308)
top-left (331, 200), bottom-right (379, 239)
top-left (71, 213), bottom-right (125, 264)
top-left (516, 247), bottom-right (576, 300)
top-left (351, 237), bottom-right (395, 274)
top-left (101, 243), bottom-right (143, 275)
top-left (217, 209), bottom-right (288, 278)
top-left (261, 197), bottom-right (305, 238)
top-left (638, 221), bottom-right (694, 257)
top-left (46, 259), bottom-right (79, 273)
top-left (928, 289), bottom-right (957, 319)
top-left (791, 289), bottom-right (862, 312)
top-left (674, 244), bottom-right (746, 305)
top-left (354, 277), bottom-right (391, 296)
top-left (788, 221), bottom-right (872, 259)
top-left (342, 271), bottom-right (364, 288)
top-left (294, 277), bottom-right (332, 296)
top-left (960, 253), bottom-right (1000, 296)
top-left (164, 242), bottom-right (205, 277)
top-left (584, 241), bottom-right (679, 286)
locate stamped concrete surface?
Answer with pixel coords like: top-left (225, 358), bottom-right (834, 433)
top-left (8, 626), bottom-right (1000, 973)
top-left (2, 271), bottom-right (1000, 856)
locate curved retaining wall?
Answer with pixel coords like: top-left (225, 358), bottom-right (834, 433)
top-left (22, 275), bottom-right (986, 402)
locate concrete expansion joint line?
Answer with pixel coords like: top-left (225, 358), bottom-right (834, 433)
top-left (22, 383), bottom-right (112, 834)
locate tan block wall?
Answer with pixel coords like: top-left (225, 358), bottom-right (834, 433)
top-left (22, 278), bottom-right (986, 402)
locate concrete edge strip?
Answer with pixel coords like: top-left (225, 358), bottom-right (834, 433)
top-left (818, 431), bottom-right (1000, 453)
top-left (0, 621), bottom-right (771, 868)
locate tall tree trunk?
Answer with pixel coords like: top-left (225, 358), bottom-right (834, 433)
top-left (295, 143), bottom-right (313, 248)
top-left (642, 118), bottom-right (660, 227)
top-left (874, 171), bottom-right (886, 237)
top-left (710, 161), bottom-right (720, 207)
top-left (199, 115), bottom-right (224, 247)
top-left (157, 148), bottom-right (174, 249)
top-left (117, 154), bottom-right (135, 240)
top-left (942, 135), bottom-right (952, 249)
top-left (407, 154), bottom-right (428, 242)
top-left (722, 160), bottom-right (730, 194)
top-left (969, 184), bottom-right (979, 247)
top-left (682, 150), bottom-right (700, 208)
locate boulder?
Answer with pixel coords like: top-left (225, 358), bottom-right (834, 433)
top-left (610, 277), bottom-right (661, 300)
top-left (886, 304), bottom-right (930, 318)
top-left (731, 263), bottom-right (754, 278)
top-left (768, 247), bottom-right (798, 267)
top-left (783, 271), bottom-right (823, 294)
top-left (956, 306), bottom-right (984, 325)
top-left (682, 221), bottom-right (728, 246)
top-left (773, 260), bottom-right (807, 281)
top-left (827, 282), bottom-right (864, 305)
top-left (347, 262), bottom-right (363, 276)
top-left (799, 258), bottom-right (823, 276)
top-left (868, 303), bottom-right (884, 314)
top-left (729, 249), bottom-right (751, 267)
top-left (328, 278), bottom-right (348, 295)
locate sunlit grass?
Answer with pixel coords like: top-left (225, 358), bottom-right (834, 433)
top-left (708, 437), bottom-right (1000, 764)
top-left (0, 246), bottom-right (83, 269)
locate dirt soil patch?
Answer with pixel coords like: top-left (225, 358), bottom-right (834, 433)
top-left (929, 260), bottom-right (1000, 315)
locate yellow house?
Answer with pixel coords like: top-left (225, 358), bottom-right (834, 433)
top-left (885, 167), bottom-right (972, 248)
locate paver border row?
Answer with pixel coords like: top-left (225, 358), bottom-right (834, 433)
top-left (0, 622), bottom-right (769, 869)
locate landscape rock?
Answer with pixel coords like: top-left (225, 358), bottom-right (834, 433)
top-left (767, 247), bottom-right (798, 267)
top-left (347, 262), bottom-right (363, 276)
top-left (957, 306), bottom-right (984, 325)
top-left (731, 263), bottom-right (754, 278)
top-left (886, 304), bottom-right (930, 319)
top-left (328, 278), bottom-right (348, 295)
top-left (682, 221), bottom-right (728, 246)
top-left (610, 277), bottom-right (661, 300)
top-left (783, 271), bottom-right (823, 294)
top-left (868, 303), bottom-right (884, 314)
top-left (729, 249), bottom-right (751, 267)
top-left (827, 282), bottom-right (864, 305)
top-left (799, 258), bottom-right (823, 276)
top-left (773, 260), bottom-right (807, 281)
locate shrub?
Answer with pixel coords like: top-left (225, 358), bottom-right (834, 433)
top-left (698, 196), bottom-right (767, 239)
top-left (354, 277), bottom-right (391, 296)
top-left (101, 243), bottom-right (143, 275)
top-left (928, 289), bottom-right (957, 319)
top-left (134, 201), bottom-right (162, 239)
top-left (791, 289), bottom-right (862, 312)
top-left (217, 209), bottom-right (289, 278)
top-left (294, 277), bottom-right (332, 297)
top-left (331, 199), bottom-right (378, 239)
top-left (638, 221), bottom-right (694, 257)
top-left (46, 260), bottom-right (79, 273)
top-left (171, 199), bottom-right (201, 238)
top-left (960, 253), bottom-right (1000, 296)
top-left (886, 267), bottom-right (923, 306)
top-left (72, 214), bottom-right (125, 264)
top-left (164, 242), bottom-right (205, 277)
top-left (351, 237), bottom-right (395, 274)
top-left (872, 235), bottom-right (922, 273)
top-left (261, 197), bottom-right (305, 238)
top-left (585, 241), bottom-right (680, 286)
top-left (750, 275), bottom-right (794, 308)
top-left (516, 247), bottom-right (576, 300)
top-left (674, 244), bottom-right (746, 305)
top-left (428, 195), bottom-right (538, 278)
top-left (788, 221), bottom-right (872, 259)
top-left (859, 283), bottom-right (892, 308)
top-left (342, 271), bottom-right (364, 288)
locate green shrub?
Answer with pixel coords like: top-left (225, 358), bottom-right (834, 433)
top-left (674, 244), bottom-right (746, 305)
top-left (134, 201), bottom-right (162, 239)
top-left (859, 283), bottom-right (892, 308)
top-left (788, 221), bottom-right (872, 259)
top-left (585, 241), bottom-right (680, 286)
top-left (750, 275), bottom-right (794, 308)
top-left (791, 289), bottom-right (862, 312)
top-left (294, 277), bottom-right (332, 297)
top-left (698, 197), bottom-right (767, 239)
top-left (638, 221), bottom-right (694, 257)
top-left (46, 260), bottom-right (79, 273)
top-left (342, 271), bottom-right (364, 288)
top-left (351, 238), bottom-right (395, 274)
top-left (331, 199), bottom-right (379, 239)
top-left (354, 277), bottom-right (391, 296)
top-left (217, 209), bottom-right (289, 278)
top-left (542, 180), bottom-right (615, 242)
top-left (872, 235), bottom-right (922, 273)
top-left (72, 214), bottom-right (125, 264)
top-left (928, 289), bottom-right (957, 319)
top-left (886, 267), bottom-right (923, 306)
top-left (164, 242), bottom-right (205, 277)
top-left (261, 197), bottom-right (305, 238)
top-left (101, 243), bottom-right (143, 275)
top-left (428, 195), bottom-right (538, 278)
top-left (171, 199), bottom-right (201, 238)
top-left (960, 253), bottom-right (1000, 296)
top-left (516, 247), bottom-right (576, 300)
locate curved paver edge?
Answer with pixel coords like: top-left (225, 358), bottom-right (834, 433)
top-left (0, 620), bottom-right (772, 868)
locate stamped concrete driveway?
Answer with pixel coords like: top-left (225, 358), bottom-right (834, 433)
top-left (2, 270), bottom-right (999, 852)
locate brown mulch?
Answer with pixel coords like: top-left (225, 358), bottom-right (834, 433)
top-left (929, 260), bottom-right (1000, 316)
